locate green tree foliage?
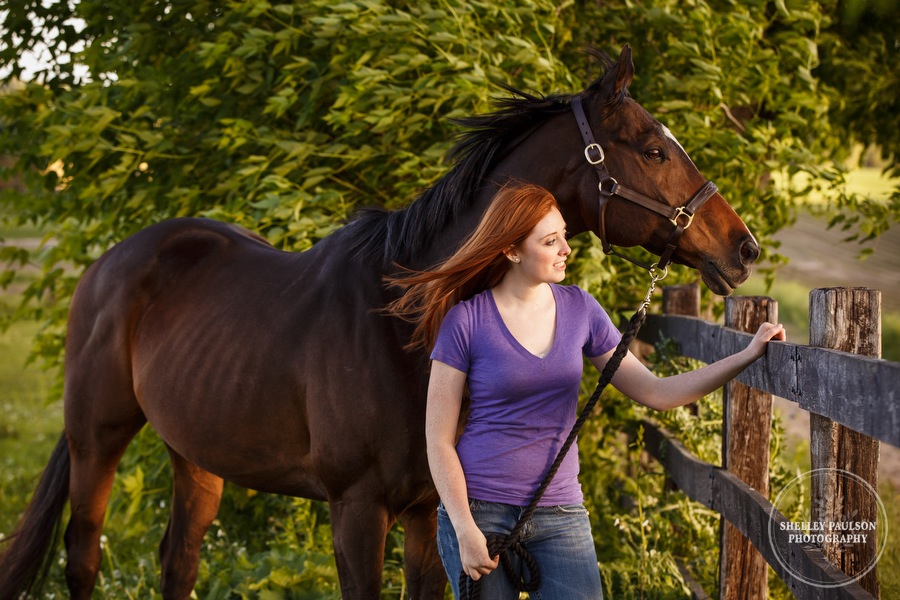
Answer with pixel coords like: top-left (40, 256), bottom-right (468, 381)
top-left (1, 0), bottom-right (897, 596)
top-left (815, 0), bottom-right (900, 243)
top-left (2, 0), bottom-right (897, 351)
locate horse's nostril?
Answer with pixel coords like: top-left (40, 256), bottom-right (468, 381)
top-left (740, 237), bottom-right (760, 266)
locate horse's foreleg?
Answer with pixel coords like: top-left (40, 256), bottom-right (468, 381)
top-left (159, 448), bottom-right (223, 600)
top-left (399, 501), bottom-right (447, 599)
top-left (329, 493), bottom-right (392, 599)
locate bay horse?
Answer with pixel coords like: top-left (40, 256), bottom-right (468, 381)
top-left (0, 46), bottom-right (758, 599)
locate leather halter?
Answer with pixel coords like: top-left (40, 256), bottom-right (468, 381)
top-left (571, 95), bottom-right (719, 272)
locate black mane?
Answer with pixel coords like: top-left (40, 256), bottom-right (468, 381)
top-left (344, 48), bottom-right (624, 267)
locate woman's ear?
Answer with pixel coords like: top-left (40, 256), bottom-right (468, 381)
top-left (503, 246), bottom-right (520, 263)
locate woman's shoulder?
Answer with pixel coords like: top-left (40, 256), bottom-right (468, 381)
top-left (553, 284), bottom-right (609, 320)
top-left (456, 288), bottom-right (493, 310)
top-left (446, 288), bottom-right (492, 322)
top-left (552, 283), bottom-right (596, 305)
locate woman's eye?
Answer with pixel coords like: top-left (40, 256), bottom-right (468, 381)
top-left (645, 148), bottom-right (664, 161)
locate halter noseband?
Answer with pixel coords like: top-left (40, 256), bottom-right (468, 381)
top-left (571, 95), bottom-right (719, 273)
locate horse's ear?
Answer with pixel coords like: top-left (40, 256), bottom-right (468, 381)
top-left (598, 45), bottom-right (634, 97)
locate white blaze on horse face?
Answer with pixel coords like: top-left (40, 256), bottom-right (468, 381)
top-left (662, 125), bottom-right (695, 166)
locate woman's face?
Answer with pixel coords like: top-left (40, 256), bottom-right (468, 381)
top-left (509, 207), bottom-right (571, 284)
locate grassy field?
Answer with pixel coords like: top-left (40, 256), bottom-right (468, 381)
top-left (0, 212), bottom-right (61, 537)
top-left (0, 317), bottom-right (61, 537)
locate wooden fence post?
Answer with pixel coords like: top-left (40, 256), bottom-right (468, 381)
top-left (663, 284), bottom-right (701, 418)
top-left (808, 288), bottom-right (881, 597)
top-left (663, 284), bottom-right (701, 318)
top-left (719, 296), bottom-right (776, 600)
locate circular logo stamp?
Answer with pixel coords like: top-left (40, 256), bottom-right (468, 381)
top-left (768, 468), bottom-right (888, 588)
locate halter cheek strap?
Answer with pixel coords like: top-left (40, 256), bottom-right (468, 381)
top-left (570, 95), bottom-right (719, 272)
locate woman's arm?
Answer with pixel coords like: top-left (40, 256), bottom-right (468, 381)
top-left (590, 322), bottom-right (785, 411)
top-left (426, 360), bottom-right (499, 580)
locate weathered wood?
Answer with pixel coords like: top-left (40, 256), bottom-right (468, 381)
top-left (663, 284), bottom-right (701, 318)
top-left (720, 297), bottom-right (775, 600)
top-left (663, 284), bottom-right (701, 417)
top-left (637, 314), bottom-right (900, 448)
top-left (641, 420), bottom-right (876, 600)
top-left (809, 288), bottom-right (881, 597)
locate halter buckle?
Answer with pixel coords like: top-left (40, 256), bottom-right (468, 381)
top-left (584, 143), bottom-right (605, 165)
top-left (669, 206), bottom-right (694, 229)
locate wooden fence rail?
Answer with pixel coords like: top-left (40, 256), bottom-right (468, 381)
top-left (635, 286), bottom-right (897, 599)
top-left (639, 314), bottom-right (900, 448)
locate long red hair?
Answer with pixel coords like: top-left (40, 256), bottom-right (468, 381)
top-left (387, 182), bottom-right (559, 351)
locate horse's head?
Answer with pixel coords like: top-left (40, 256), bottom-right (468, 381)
top-left (571, 46), bottom-right (758, 295)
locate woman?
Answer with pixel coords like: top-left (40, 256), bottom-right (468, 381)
top-left (389, 183), bottom-right (784, 598)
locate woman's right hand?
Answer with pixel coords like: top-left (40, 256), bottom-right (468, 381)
top-left (457, 523), bottom-right (499, 580)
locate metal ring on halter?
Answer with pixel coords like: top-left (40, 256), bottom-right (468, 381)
top-left (583, 143), bottom-right (605, 164)
top-left (648, 262), bottom-right (668, 281)
top-left (598, 177), bottom-right (618, 194)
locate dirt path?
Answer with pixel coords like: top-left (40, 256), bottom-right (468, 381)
top-left (768, 211), bottom-right (900, 489)
top-left (772, 210), bottom-right (900, 311)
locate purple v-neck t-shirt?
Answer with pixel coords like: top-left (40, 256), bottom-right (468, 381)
top-left (430, 284), bottom-right (621, 506)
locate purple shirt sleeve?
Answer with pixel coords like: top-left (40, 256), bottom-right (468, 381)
top-left (579, 287), bottom-right (621, 357)
top-left (430, 302), bottom-right (471, 372)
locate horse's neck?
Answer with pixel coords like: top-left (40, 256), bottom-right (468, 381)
top-left (413, 112), bottom-right (589, 268)
top-left (410, 192), bottom-right (493, 270)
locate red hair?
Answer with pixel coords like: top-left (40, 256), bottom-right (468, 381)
top-left (387, 182), bottom-right (559, 351)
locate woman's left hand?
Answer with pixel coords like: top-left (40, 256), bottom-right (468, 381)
top-left (746, 322), bottom-right (786, 361)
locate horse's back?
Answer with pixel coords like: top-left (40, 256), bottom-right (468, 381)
top-left (66, 219), bottom-right (309, 487)
top-left (70, 218), bottom-right (270, 326)
top-left (65, 218), bottom-right (429, 503)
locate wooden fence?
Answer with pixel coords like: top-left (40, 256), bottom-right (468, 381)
top-left (635, 285), bottom-right (899, 600)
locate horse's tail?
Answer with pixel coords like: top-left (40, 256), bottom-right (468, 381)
top-left (0, 432), bottom-right (70, 600)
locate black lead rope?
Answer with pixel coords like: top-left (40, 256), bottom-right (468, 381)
top-left (458, 272), bottom-right (663, 599)
top-left (459, 94), bottom-right (708, 597)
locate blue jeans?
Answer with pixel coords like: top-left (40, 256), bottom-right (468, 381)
top-left (437, 499), bottom-right (604, 599)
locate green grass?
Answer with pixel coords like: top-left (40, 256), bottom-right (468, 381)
top-left (0, 318), bottom-right (61, 537)
top-left (0, 223), bottom-right (43, 240)
top-left (845, 167), bottom-right (899, 200)
top-left (771, 165), bottom-right (898, 203)
top-left (878, 482), bottom-right (900, 596)
top-left (0, 206), bottom-right (43, 240)
top-left (735, 276), bottom-right (900, 363)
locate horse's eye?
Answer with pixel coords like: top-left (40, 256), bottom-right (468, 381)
top-left (644, 148), bottom-right (664, 161)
